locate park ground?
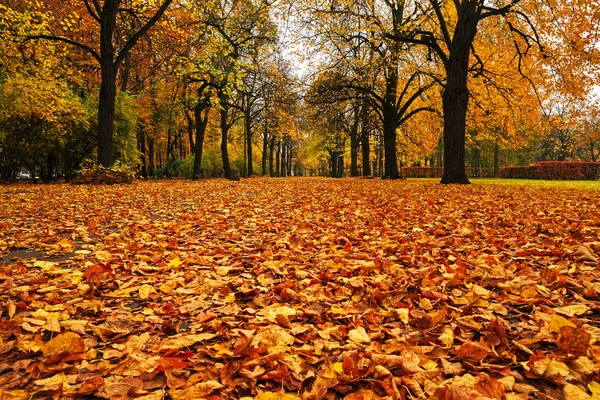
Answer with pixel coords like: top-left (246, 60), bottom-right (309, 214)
top-left (0, 178), bottom-right (599, 399)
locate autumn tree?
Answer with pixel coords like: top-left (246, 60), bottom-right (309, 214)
top-left (20, 0), bottom-right (175, 168)
top-left (301, 0), bottom-right (437, 179)
top-left (382, 0), bottom-right (600, 183)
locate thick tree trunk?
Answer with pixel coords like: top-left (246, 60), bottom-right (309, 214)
top-left (220, 110), bottom-right (231, 179)
top-left (219, 90), bottom-right (231, 179)
top-left (280, 139), bottom-right (286, 177)
top-left (350, 129), bottom-right (359, 177)
top-left (148, 138), bottom-right (155, 177)
top-left (337, 154), bottom-right (344, 178)
top-left (361, 132), bottom-right (371, 176)
top-left (287, 140), bottom-right (292, 175)
top-left (138, 126), bottom-right (147, 178)
top-left (440, 65), bottom-right (470, 184)
top-left (193, 104), bottom-right (208, 180)
top-left (330, 151), bottom-right (338, 178)
top-left (97, 2), bottom-right (119, 168)
top-left (275, 139), bottom-right (281, 177)
top-left (262, 123), bottom-right (268, 176)
top-left (269, 138), bottom-right (275, 177)
top-left (382, 115), bottom-right (400, 179)
top-left (97, 59), bottom-right (117, 167)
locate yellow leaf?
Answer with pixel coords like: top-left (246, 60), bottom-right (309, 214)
top-left (33, 261), bottom-right (57, 271)
top-left (348, 327), bottom-right (370, 343)
top-left (548, 314), bottom-right (577, 332)
top-left (168, 258), bottom-right (184, 268)
top-left (564, 384), bottom-right (592, 400)
top-left (216, 266), bottom-right (231, 276)
top-left (588, 381), bottom-right (600, 400)
top-left (439, 327), bottom-right (454, 347)
top-left (42, 332), bottom-right (86, 357)
top-left (396, 308), bottom-right (409, 324)
top-left (159, 333), bottom-right (218, 351)
top-left (139, 284), bottom-right (157, 300)
top-left (554, 304), bottom-right (590, 317)
top-left (34, 372), bottom-right (71, 389)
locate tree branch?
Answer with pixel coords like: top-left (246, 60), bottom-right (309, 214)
top-left (26, 35), bottom-right (101, 63)
top-left (115, 0), bottom-right (174, 68)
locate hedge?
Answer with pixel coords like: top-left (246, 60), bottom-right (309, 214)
top-left (400, 167), bottom-right (494, 178)
top-left (499, 162), bottom-right (600, 180)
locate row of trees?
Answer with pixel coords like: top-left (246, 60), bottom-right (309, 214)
top-left (1, 0), bottom-right (599, 183)
top-left (299, 0), bottom-right (600, 182)
top-left (0, 0), bottom-right (304, 182)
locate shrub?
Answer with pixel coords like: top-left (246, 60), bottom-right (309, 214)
top-left (72, 161), bottom-right (136, 184)
top-left (178, 155), bottom-right (194, 178)
top-left (500, 162), bottom-right (600, 180)
top-left (400, 167), bottom-right (494, 178)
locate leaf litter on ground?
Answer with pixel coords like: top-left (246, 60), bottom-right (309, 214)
top-left (0, 178), bottom-right (599, 399)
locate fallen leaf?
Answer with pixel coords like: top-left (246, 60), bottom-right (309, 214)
top-left (42, 332), bottom-right (86, 357)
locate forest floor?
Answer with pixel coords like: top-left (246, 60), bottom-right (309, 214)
top-left (0, 178), bottom-right (599, 400)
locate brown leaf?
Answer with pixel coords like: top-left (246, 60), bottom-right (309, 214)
top-left (572, 246), bottom-right (598, 263)
top-left (557, 326), bottom-right (591, 357)
top-left (474, 374), bottom-right (505, 399)
top-left (456, 341), bottom-right (489, 365)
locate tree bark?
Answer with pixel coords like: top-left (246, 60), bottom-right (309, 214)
top-left (193, 104), bottom-right (209, 180)
top-left (350, 111), bottom-right (359, 177)
top-left (262, 121), bottom-right (268, 176)
top-left (280, 139), bottom-right (286, 177)
top-left (287, 139), bottom-right (292, 175)
top-left (275, 139), bottom-right (281, 177)
top-left (97, 58), bottom-right (117, 167)
top-left (148, 138), bottom-right (155, 178)
top-left (361, 131), bottom-right (371, 176)
top-left (382, 114), bottom-right (400, 179)
top-left (269, 138), bottom-right (275, 177)
top-left (337, 154), bottom-right (344, 178)
top-left (330, 151), bottom-right (338, 178)
top-left (440, 63), bottom-right (471, 184)
top-left (245, 108), bottom-right (253, 176)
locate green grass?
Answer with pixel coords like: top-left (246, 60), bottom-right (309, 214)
top-left (405, 177), bottom-right (600, 189)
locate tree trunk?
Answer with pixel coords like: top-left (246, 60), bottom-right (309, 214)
top-left (97, 2), bottom-right (119, 168)
top-left (148, 138), bottom-right (155, 178)
top-left (193, 104), bottom-right (209, 180)
top-left (361, 131), bottom-right (371, 176)
top-left (262, 122), bottom-right (268, 176)
top-left (337, 154), bottom-right (344, 178)
top-left (138, 125), bottom-right (147, 179)
top-left (440, 65), bottom-right (471, 184)
top-left (275, 139), bottom-right (281, 177)
top-left (280, 139), bottom-right (286, 177)
top-left (330, 151), bottom-right (338, 178)
top-left (220, 92), bottom-right (231, 179)
top-left (350, 128), bottom-right (359, 177)
top-left (382, 115), bottom-right (400, 179)
top-left (245, 109), bottom-right (253, 176)
top-left (287, 139), bottom-right (292, 175)
top-left (269, 138), bottom-right (275, 177)
top-left (97, 59), bottom-right (117, 167)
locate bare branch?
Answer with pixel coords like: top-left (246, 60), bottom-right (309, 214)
top-left (26, 35), bottom-right (101, 63)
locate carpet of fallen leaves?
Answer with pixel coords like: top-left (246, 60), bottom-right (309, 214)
top-left (1, 178), bottom-right (599, 400)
